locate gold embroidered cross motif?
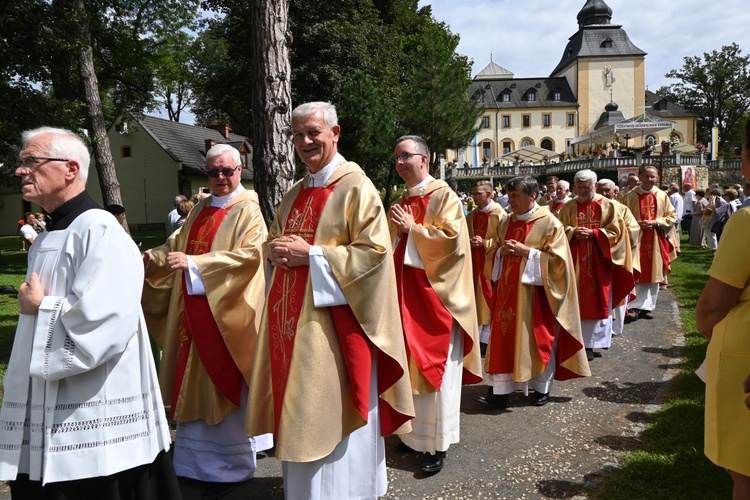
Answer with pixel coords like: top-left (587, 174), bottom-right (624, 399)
top-left (187, 216), bottom-right (215, 255)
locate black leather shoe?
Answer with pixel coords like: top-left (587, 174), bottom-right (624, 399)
top-left (395, 441), bottom-right (414, 453)
top-left (532, 392), bottom-right (549, 406)
top-left (421, 451), bottom-right (445, 473)
top-left (639, 310), bottom-right (654, 320)
top-left (585, 348), bottom-right (595, 361)
top-left (475, 388), bottom-right (509, 409)
top-left (624, 309), bottom-right (639, 324)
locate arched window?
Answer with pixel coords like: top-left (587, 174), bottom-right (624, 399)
top-left (527, 89), bottom-right (536, 102)
top-left (500, 90), bottom-right (511, 102)
top-left (541, 138), bottom-right (554, 151)
top-left (521, 138), bottom-right (534, 148)
top-left (645, 135), bottom-right (657, 146)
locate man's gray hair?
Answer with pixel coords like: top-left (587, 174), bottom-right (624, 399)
top-left (574, 169), bottom-right (597, 185)
top-left (22, 127), bottom-right (90, 184)
top-left (396, 135), bottom-right (430, 156)
top-left (597, 178), bottom-right (616, 188)
top-left (206, 144), bottom-right (241, 165)
top-left (506, 176), bottom-right (540, 198)
top-left (558, 179), bottom-right (570, 190)
top-left (292, 102), bottom-right (338, 128)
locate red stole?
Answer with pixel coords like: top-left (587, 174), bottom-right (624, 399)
top-left (570, 200), bottom-right (612, 320)
top-left (393, 194), bottom-right (454, 390)
top-left (173, 205), bottom-right (239, 417)
top-left (470, 211), bottom-right (494, 310)
top-left (488, 219), bottom-right (558, 375)
top-left (265, 183), bottom-right (407, 436)
top-left (551, 199), bottom-right (565, 215)
top-left (637, 192), bottom-right (671, 283)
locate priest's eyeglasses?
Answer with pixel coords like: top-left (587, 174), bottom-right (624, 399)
top-left (394, 152), bottom-right (425, 163)
top-left (207, 165), bottom-right (241, 178)
top-left (17, 157), bottom-right (69, 171)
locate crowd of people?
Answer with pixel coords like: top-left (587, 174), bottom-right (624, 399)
top-left (1, 110), bottom-right (748, 499)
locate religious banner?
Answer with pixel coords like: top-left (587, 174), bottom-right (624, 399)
top-left (681, 165), bottom-right (696, 191)
top-left (617, 167), bottom-right (639, 188)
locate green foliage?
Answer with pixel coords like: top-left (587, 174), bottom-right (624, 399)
top-left (194, 0), bottom-right (480, 189)
top-left (0, 0), bottom-right (200, 175)
top-left (661, 43), bottom-right (750, 153)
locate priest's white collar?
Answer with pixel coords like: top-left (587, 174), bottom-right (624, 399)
top-left (406, 175), bottom-right (433, 197)
top-left (515, 202), bottom-right (539, 221)
top-left (479, 201), bottom-right (497, 213)
top-left (635, 185), bottom-right (658, 194)
top-left (308, 153), bottom-right (345, 187)
top-left (211, 185), bottom-right (245, 208)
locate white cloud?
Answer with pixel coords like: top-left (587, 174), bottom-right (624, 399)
top-left (419, 0), bottom-right (750, 90)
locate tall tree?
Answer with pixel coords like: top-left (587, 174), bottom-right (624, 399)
top-left (249, 0), bottom-right (295, 224)
top-left (396, 17), bottom-right (482, 175)
top-left (154, 32), bottom-right (198, 122)
top-left (660, 43), bottom-right (750, 153)
top-left (71, 0), bottom-right (123, 212)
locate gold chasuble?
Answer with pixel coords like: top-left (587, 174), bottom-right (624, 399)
top-left (389, 178), bottom-right (483, 395)
top-left (624, 188), bottom-right (677, 284)
top-left (246, 162), bottom-right (415, 463)
top-left (558, 196), bottom-right (634, 320)
top-left (486, 206), bottom-right (590, 382)
top-left (467, 204), bottom-right (508, 325)
top-left (143, 190), bottom-right (267, 425)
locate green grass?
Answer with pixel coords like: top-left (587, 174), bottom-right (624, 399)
top-left (589, 234), bottom-right (732, 499)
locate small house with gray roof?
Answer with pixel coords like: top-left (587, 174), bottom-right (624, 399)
top-left (85, 115), bottom-right (254, 229)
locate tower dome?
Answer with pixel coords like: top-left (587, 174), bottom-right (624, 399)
top-left (577, 0), bottom-right (612, 26)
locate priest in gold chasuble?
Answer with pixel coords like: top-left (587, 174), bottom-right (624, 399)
top-left (623, 166), bottom-right (677, 321)
top-left (143, 144), bottom-right (271, 484)
top-left (246, 102), bottom-right (414, 499)
top-left (596, 178), bottom-right (641, 336)
top-left (389, 135), bottom-right (482, 474)
top-left (477, 176), bottom-right (590, 411)
top-left (467, 180), bottom-right (508, 351)
top-left (559, 170), bottom-right (634, 361)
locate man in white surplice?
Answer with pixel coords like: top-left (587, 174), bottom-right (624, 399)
top-left (0, 127), bottom-right (176, 498)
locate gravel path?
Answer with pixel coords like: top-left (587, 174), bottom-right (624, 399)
top-left (0, 289), bottom-right (684, 499)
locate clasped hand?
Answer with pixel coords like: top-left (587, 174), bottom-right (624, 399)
top-left (268, 235), bottom-right (311, 269)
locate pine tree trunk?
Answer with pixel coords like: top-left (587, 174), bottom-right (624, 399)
top-left (73, 0), bottom-right (128, 231)
top-left (250, 0), bottom-right (295, 225)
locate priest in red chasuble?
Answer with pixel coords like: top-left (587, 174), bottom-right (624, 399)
top-left (477, 176), bottom-right (590, 410)
top-left (596, 178), bottom-right (641, 336)
top-left (245, 102), bottom-right (414, 499)
top-left (623, 166), bottom-right (677, 321)
top-left (467, 180), bottom-right (508, 353)
top-left (559, 170), bottom-right (634, 361)
top-left (389, 135), bottom-right (482, 474)
top-left (550, 179), bottom-right (571, 216)
top-left (143, 144), bottom-right (271, 487)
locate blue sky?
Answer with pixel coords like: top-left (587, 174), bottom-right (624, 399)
top-left (418, 0), bottom-right (750, 91)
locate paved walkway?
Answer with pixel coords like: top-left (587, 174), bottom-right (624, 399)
top-left (178, 289), bottom-right (684, 499)
top-left (0, 289), bottom-right (683, 499)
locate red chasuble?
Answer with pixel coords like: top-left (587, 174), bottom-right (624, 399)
top-left (570, 200), bottom-right (612, 320)
top-left (471, 211), bottom-right (494, 310)
top-left (551, 200), bottom-right (565, 215)
top-left (173, 205), bottom-right (239, 417)
top-left (393, 194), bottom-right (454, 391)
top-left (487, 219), bottom-right (557, 375)
top-left (637, 192), bottom-right (672, 283)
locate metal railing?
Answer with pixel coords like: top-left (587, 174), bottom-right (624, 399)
top-left (450, 153), bottom-right (740, 178)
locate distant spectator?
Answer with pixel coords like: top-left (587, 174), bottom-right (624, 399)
top-left (105, 204), bottom-right (126, 226)
top-left (34, 212), bottom-right (46, 231)
top-left (19, 212), bottom-right (37, 248)
top-left (165, 194), bottom-right (187, 236)
top-left (175, 199), bottom-right (194, 229)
